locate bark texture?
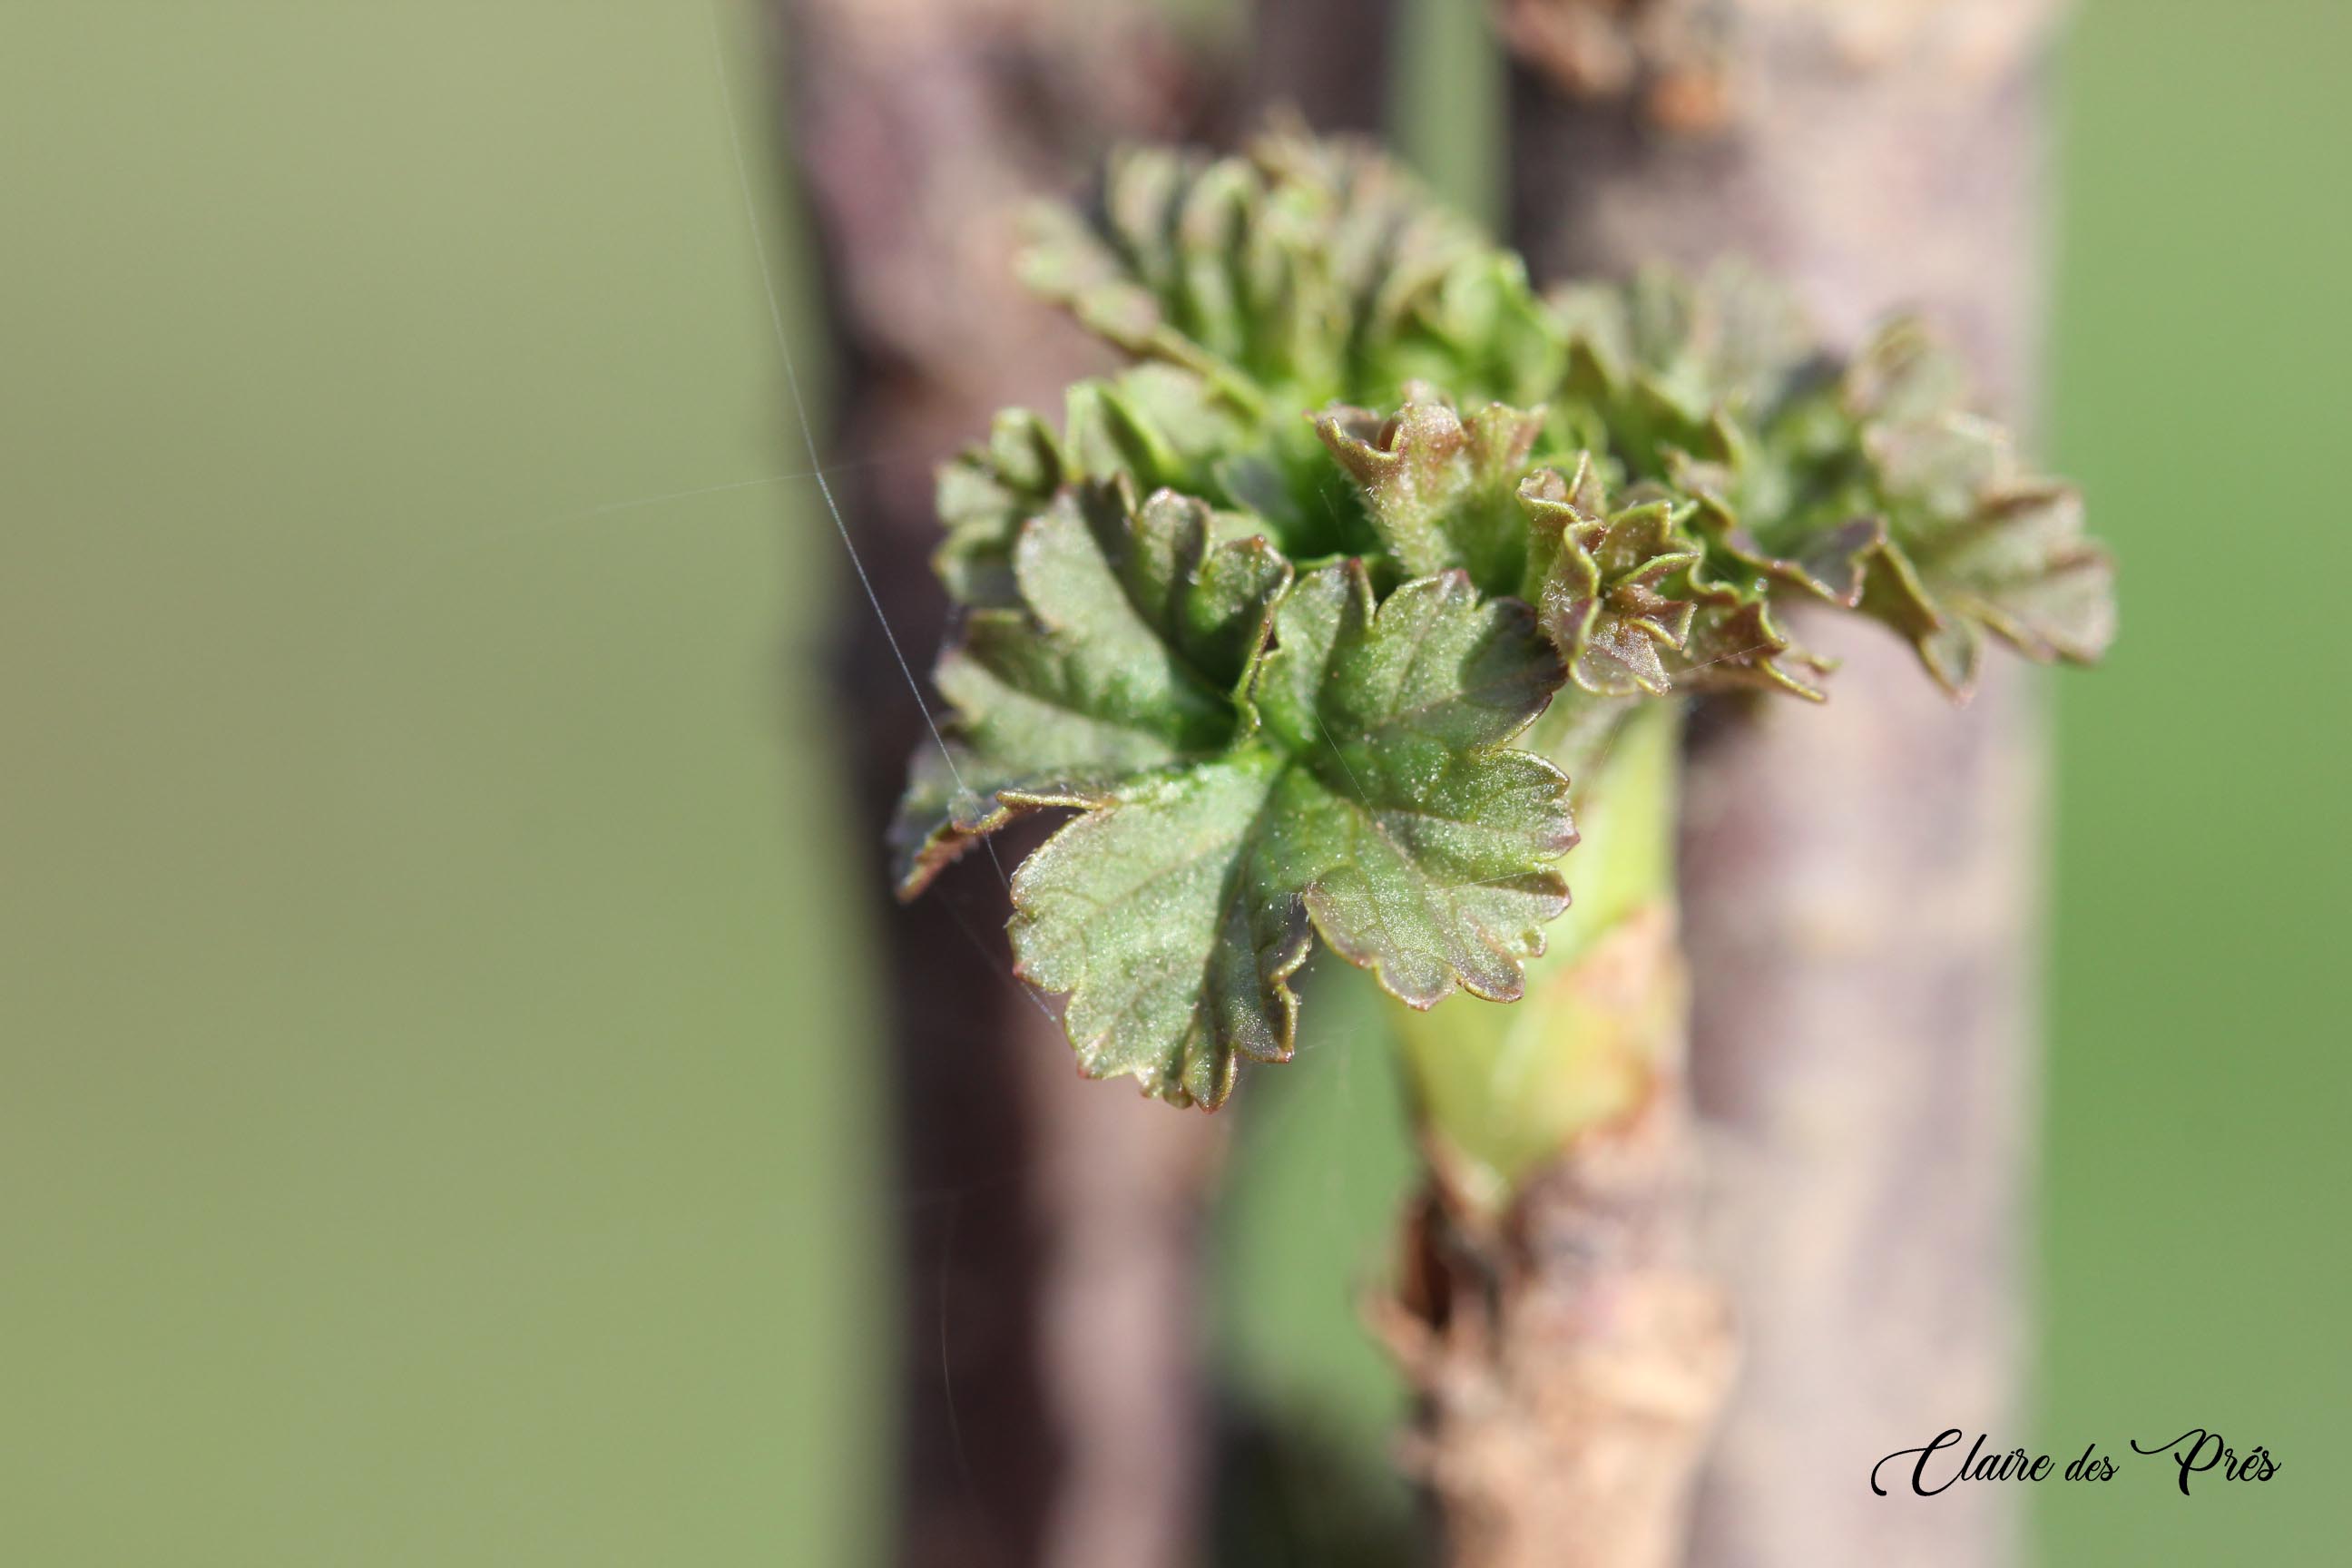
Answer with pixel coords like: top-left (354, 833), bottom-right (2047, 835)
top-left (1383, 702), bottom-right (1734, 1568)
top-left (1250, 0), bottom-right (1401, 134)
top-left (1387, 909), bottom-right (1733, 1568)
top-left (1507, 4), bottom-right (2061, 1565)
top-left (773, 5), bottom-right (1214, 1566)
top-left (776, 3), bottom-right (1396, 1563)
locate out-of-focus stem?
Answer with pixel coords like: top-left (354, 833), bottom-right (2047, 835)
top-left (1506, 6), bottom-right (2062, 1563)
top-left (773, 5), bottom-right (1216, 1566)
top-left (779, 3), bottom-right (1405, 1563)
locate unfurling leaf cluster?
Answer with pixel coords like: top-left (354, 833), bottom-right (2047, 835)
top-left (892, 126), bottom-right (2114, 1107)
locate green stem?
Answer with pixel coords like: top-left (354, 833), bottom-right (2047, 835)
top-left (1392, 696), bottom-right (1686, 1212)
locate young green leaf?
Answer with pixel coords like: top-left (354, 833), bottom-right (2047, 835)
top-left (1519, 458), bottom-right (1828, 700)
top-left (1022, 124), bottom-right (1544, 416)
top-left (891, 481), bottom-right (1289, 896)
top-left (1004, 562), bottom-right (1573, 1107)
top-left (1847, 326), bottom-right (2116, 692)
top-left (1246, 564), bottom-right (1575, 1005)
top-left (1549, 270), bottom-right (2116, 699)
top-left (1552, 262), bottom-right (1818, 467)
top-left (1519, 461), bottom-right (1699, 697)
top-left (1313, 391), bottom-right (1549, 592)
top-left (896, 126), bottom-right (2115, 1110)
top-left (935, 407), bottom-right (1066, 608)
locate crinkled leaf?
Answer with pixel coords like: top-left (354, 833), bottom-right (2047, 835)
top-left (1674, 570), bottom-right (1835, 701)
top-left (1667, 435), bottom-right (1885, 609)
top-left (934, 361), bottom-right (1339, 603)
top-left (1841, 315), bottom-right (1970, 426)
top-left (1023, 125), bottom-right (1527, 415)
top-left (1518, 460), bottom-right (1703, 697)
top-left (1250, 564), bottom-right (1574, 1004)
top-left (1553, 262), bottom-right (1820, 466)
top-left (1004, 562), bottom-right (1572, 1106)
top-left (1546, 291), bottom-right (2118, 699)
top-left (1014, 126), bottom-right (1575, 568)
top-left (1549, 268), bottom-right (1885, 634)
top-left (1250, 122), bottom-right (1488, 333)
top-left (892, 482), bottom-right (1289, 894)
top-left (1023, 143), bottom-right (1336, 401)
top-left (935, 407), bottom-right (1066, 607)
top-left (900, 127), bottom-right (2118, 1114)
top-left (1313, 391), bottom-right (1549, 591)
top-left (1367, 250), bottom-right (1565, 408)
top-left (1005, 750), bottom-right (1307, 1108)
top-left (1065, 370), bottom-right (1220, 499)
top-left (1845, 323), bottom-right (2118, 695)
top-left (1517, 457), bottom-right (1826, 699)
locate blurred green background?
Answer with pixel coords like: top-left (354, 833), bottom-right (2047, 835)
top-left (1, 2), bottom-right (2342, 1563)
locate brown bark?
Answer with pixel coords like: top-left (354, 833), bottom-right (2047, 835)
top-left (776, 3), bottom-right (1398, 1564)
top-left (1506, 4), bottom-right (2062, 1565)
top-left (1250, 0), bottom-right (1399, 135)
top-left (772, 5), bottom-right (1215, 1566)
top-left (1386, 908), bottom-right (1735, 1568)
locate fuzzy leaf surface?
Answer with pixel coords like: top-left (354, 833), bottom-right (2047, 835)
top-left (1313, 393), bottom-right (1550, 592)
top-left (891, 483), bottom-right (1289, 895)
top-left (1516, 458), bottom-right (1829, 699)
top-left (1849, 330), bottom-right (2117, 692)
top-left (1004, 562), bottom-right (1572, 1105)
top-left (897, 127), bottom-right (2119, 1114)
